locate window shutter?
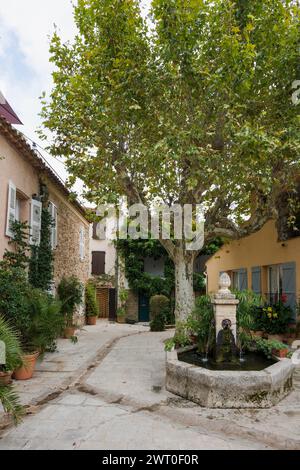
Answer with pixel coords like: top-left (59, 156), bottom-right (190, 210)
top-left (239, 268), bottom-right (248, 291)
top-left (281, 262), bottom-right (296, 315)
top-left (251, 267), bottom-right (261, 295)
top-left (30, 199), bottom-right (42, 245)
top-left (49, 202), bottom-right (58, 250)
top-left (79, 226), bottom-right (85, 260)
top-left (92, 222), bottom-right (99, 240)
top-left (92, 252), bottom-right (105, 275)
top-left (6, 181), bottom-right (17, 237)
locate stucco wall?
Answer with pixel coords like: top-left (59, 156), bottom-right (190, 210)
top-left (206, 220), bottom-right (300, 303)
top-left (0, 134), bottom-right (39, 257)
top-left (89, 234), bottom-right (116, 277)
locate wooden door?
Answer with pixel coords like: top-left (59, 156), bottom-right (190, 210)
top-left (96, 288), bottom-right (109, 318)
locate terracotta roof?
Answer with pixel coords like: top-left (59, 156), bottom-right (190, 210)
top-left (0, 115), bottom-right (89, 221)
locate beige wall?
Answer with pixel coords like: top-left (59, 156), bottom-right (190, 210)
top-left (0, 134), bottom-right (90, 315)
top-left (89, 234), bottom-right (116, 277)
top-left (206, 220), bottom-right (300, 302)
top-left (0, 134), bottom-right (39, 257)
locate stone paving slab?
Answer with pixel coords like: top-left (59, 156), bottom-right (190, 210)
top-left (1, 326), bottom-right (299, 450)
top-left (0, 321), bottom-right (147, 422)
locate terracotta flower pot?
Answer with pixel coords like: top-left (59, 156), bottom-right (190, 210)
top-left (190, 334), bottom-right (198, 344)
top-left (13, 352), bottom-right (39, 381)
top-left (268, 334), bottom-right (284, 342)
top-left (272, 348), bottom-right (289, 358)
top-left (0, 370), bottom-right (13, 386)
top-left (87, 316), bottom-right (97, 326)
top-left (63, 326), bottom-right (76, 339)
top-left (117, 316), bottom-right (126, 324)
top-left (253, 330), bottom-right (264, 338)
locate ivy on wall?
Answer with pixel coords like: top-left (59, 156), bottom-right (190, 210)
top-left (116, 238), bottom-right (223, 297)
top-left (29, 207), bottom-right (54, 291)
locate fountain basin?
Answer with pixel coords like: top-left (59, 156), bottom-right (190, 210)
top-left (166, 346), bottom-right (295, 408)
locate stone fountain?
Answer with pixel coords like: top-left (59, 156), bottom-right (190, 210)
top-left (166, 273), bottom-right (295, 408)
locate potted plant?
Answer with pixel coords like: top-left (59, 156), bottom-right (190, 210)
top-left (85, 283), bottom-right (99, 326)
top-left (57, 276), bottom-right (83, 338)
top-left (13, 289), bottom-right (64, 380)
top-left (117, 289), bottom-right (128, 324)
top-left (0, 316), bottom-right (24, 385)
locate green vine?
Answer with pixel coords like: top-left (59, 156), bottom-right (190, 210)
top-left (29, 205), bottom-right (54, 292)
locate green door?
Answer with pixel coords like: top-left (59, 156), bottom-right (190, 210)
top-left (138, 294), bottom-right (149, 322)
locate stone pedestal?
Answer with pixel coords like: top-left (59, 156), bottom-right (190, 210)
top-left (211, 273), bottom-right (239, 342)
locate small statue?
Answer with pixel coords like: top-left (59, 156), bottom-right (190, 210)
top-left (216, 319), bottom-right (237, 363)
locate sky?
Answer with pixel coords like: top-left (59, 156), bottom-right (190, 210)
top-left (0, 0), bottom-right (149, 198)
top-left (0, 0), bottom-right (77, 185)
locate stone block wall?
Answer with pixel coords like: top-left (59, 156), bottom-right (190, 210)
top-left (47, 180), bottom-right (90, 325)
top-left (125, 290), bottom-right (139, 321)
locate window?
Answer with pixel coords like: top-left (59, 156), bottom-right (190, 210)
top-left (79, 226), bottom-right (85, 260)
top-left (232, 268), bottom-right (248, 291)
top-left (251, 267), bottom-right (261, 295)
top-left (30, 199), bottom-right (42, 245)
top-left (49, 202), bottom-right (58, 250)
top-left (6, 181), bottom-right (17, 237)
top-left (92, 251), bottom-right (105, 275)
top-left (267, 263), bottom-right (296, 312)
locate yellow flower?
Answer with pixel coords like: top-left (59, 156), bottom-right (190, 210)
top-left (273, 313), bottom-right (278, 318)
top-left (267, 307), bottom-right (273, 312)
top-left (267, 313), bottom-right (272, 318)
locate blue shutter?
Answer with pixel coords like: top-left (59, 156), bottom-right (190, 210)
top-left (251, 267), bottom-right (261, 295)
top-left (281, 262), bottom-right (296, 317)
top-left (239, 269), bottom-right (248, 291)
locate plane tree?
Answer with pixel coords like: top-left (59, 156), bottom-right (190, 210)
top-left (41, 0), bottom-right (300, 320)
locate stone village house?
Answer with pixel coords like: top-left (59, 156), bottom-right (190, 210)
top-left (0, 115), bottom-right (90, 323)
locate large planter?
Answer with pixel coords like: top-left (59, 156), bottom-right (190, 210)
top-left (63, 326), bottom-right (77, 339)
top-left (87, 316), bottom-right (97, 326)
top-left (0, 370), bottom-right (13, 386)
top-left (13, 352), bottom-right (39, 381)
top-left (117, 316), bottom-right (126, 324)
top-left (272, 348), bottom-right (289, 358)
top-left (268, 334), bottom-right (285, 342)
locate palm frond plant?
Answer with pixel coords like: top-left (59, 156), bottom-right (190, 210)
top-left (0, 315), bottom-right (24, 424)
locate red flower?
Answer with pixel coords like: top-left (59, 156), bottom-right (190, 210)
top-left (281, 294), bottom-right (288, 303)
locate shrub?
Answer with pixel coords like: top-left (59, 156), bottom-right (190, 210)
top-left (25, 290), bottom-right (64, 353)
top-left (164, 321), bottom-right (191, 351)
top-left (57, 276), bottom-right (83, 327)
top-left (0, 315), bottom-right (23, 372)
top-left (149, 295), bottom-right (169, 320)
top-left (150, 312), bottom-right (165, 332)
top-left (186, 295), bottom-right (214, 353)
top-left (253, 337), bottom-right (288, 359)
top-left (85, 283), bottom-right (99, 318)
top-left (235, 290), bottom-right (262, 332)
top-left (253, 303), bottom-right (292, 334)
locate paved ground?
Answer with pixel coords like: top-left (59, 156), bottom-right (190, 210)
top-left (0, 322), bottom-right (299, 450)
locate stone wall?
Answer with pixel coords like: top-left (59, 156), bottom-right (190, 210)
top-left (125, 290), bottom-right (139, 321)
top-left (47, 180), bottom-right (90, 325)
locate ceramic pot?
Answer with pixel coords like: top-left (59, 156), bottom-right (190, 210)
top-left (0, 370), bottom-right (13, 386)
top-left (13, 352), bottom-right (39, 381)
top-left (87, 316), bottom-right (97, 326)
top-left (63, 326), bottom-right (76, 339)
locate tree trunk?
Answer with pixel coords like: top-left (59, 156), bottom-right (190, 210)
top-left (174, 250), bottom-right (195, 322)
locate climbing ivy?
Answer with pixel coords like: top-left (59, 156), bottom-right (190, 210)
top-left (29, 206), bottom-right (54, 292)
top-left (116, 237), bottom-right (223, 297)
